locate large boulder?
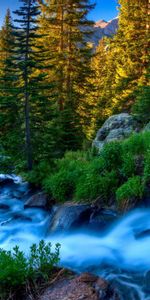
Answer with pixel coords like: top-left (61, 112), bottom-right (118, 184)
top-left (93, 113), bottom-right (138, 150)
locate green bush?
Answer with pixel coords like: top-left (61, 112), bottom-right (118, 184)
top-left (122, 132), bottom-right (150, 156)
top-left (120, 153), bottom-right (136, 178)
top-left (0, 241), bottom-right (60, 299)
top-left (43, 154), bottom-right (87, 202)
top-left (0, 155), bottom-right (13, 173)
top-left (116, 176), bottom-right (144, 210)
top-left (143, 150), bottom-right (150, 184)
top-left (100, 141), bottom-right (123, 171)
top-left (75, 170), bottom-right (118, 203)
top-left (26, 160), bottom-right (53, 186)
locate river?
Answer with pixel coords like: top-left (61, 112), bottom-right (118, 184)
top-left (0, 175), bottom-right (150, 300)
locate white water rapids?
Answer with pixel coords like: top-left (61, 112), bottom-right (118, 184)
top-left (0, 175), bottom-right (150, 299)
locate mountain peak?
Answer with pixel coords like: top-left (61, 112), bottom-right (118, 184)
top-left (95, 20), bottom-right (108, 28)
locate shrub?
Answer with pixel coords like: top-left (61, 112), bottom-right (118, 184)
top-left (43, 156), bottom-right (86, 202)
top-left (143, 150), bottom-right (150, 184)
top-left (0, 241), bottom-right (60, 300)
top-left (75, 170), bottom-right (118, 203)
top-left (100, 142), bottom-right (123, 171)
top-left (116, 176), bottom-right (144, 211)
top-left (0, 155), bottom-right (13, 173)
top-left (120, 153), bottom-right (136, 178)
top-left (122, 132), bottom-right (150, 156)
top-left (26, 160), bottom-right (53, 186)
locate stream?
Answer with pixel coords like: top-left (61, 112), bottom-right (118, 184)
top-left (0, 175), bottom-right (150, 300)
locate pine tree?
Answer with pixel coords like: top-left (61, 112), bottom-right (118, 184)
top-left (0, 10), bottom-right (21, 160)
top-left (111, 0), bottom-right (150, 112)
top-left (13, 0), bottom-right (55, 170)
top-left (38, 0), bottom-right (95, 151)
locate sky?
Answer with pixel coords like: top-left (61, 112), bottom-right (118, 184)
top-left (0, 0), bottom-right (118, 27)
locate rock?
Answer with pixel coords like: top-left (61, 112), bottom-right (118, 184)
top-left (0, 203), bottom-right (9, 210)
top-left (144, 271), bottom-right (150, 292)
top-left (89, 208), bottom-right (118, 230)
top-left (49, 204), bottom-right (91, 232)
top-left (13, 213), bottom-right (31, 222)
top-left (24, 192), bottom-right (48, 208)
top-left (39, 272), bottom-right (120, 300)
top-left (0, 175), bottom-right (14, 185)
top-left (143, 122), bottom-right (150, 132)
top-left (49, 204), bottom-right (117, 233)
top-left (0, 174), bottom-right (22, 186)
top-left (93, 113), bottom-right (138, 150)
top-left (12, 190), bottom-right (25, 199)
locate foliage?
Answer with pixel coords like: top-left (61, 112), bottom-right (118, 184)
top-left (120, 153), bottom-right (136, 178)
top-left (75, 170), bottom-right (118, 203)
top-left (0, 241), bottom-right (60, 300)
top-left (43, 151), bottom-right (87, 201)
top-left (25, 161), bottom-right (53, 186)
top-left (133, 82), bottom-right (150, 122)
top-left (86, 0), bottom-right (150, 129)
top-left (116, 176), bottom-right (144, 211)
top-left (41, 132), bottom-right (150, 208)
top-left (143, 150), bottom-right (150, 184)
top-left (100, 141), bottom-right (123, 171)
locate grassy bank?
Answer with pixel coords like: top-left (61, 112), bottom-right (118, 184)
top-left (26, 131), bottom-right (150, 211)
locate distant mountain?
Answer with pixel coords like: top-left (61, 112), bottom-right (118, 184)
top-left (87, 17), bottom-right (118, 48)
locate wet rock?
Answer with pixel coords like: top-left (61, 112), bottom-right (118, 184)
top-left (93, 113), bottom-right (138, 150)
top-left (13, 213), bottom-right (31, 222)
top-left (39, 272), bottom-right (120, 300)
top-left (0, 214), bottom-right (31, 226)
top-left (0, 174), bottom-right (22, 185)
top-left (89, 208), bottom-right (118, 230)
top-left (12, 190), bottom-right (25, 199)
top-left (24, 192), bottom-right (48, 208)
top-left (144, 270), bottom-right (150, 292)
top-left (0, 176), bottom-right (14, 186)
top-left (0, 203), bottom-right (9, 210)
top-left (49, 204), bottom-right (91, 232)
top-left (49, 204), bottom-right (117, 233)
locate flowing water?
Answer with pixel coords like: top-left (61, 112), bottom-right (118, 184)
top-left (0, 175), bottom-right (150, 300)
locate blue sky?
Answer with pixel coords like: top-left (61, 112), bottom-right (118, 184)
top-left (0, 0), bottom-right (118, 27)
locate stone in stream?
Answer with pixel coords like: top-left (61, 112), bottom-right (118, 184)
top-left (24, 192), bottom-right (48, 208)
top-left (49, 204), bottom-right (117, 233)
top-left (12, 190), bottom-right (25, 199)
top-left (89, 208), bottom-right (117, 229)
top-left (0, 203), bottom-right (9, 210)
top-left (0, 174), bottom-right (22, 185)
top-left (49, 204), bottom-right (91, 232)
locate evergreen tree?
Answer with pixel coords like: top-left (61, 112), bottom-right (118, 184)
top-left (13, 0), bottom-right (55, 169)
top-left (111, 0), bottom-right (150, 112)
top-left (0, 10), bottom-right (21, 160)
top-left (38, 0), bottom-right (95, 150)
